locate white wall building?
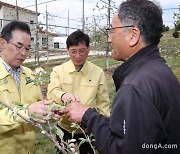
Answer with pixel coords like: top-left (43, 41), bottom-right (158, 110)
top-left (0, 1), bottom-right (58, 51)
top-left (54, 36), bottom-right (67, 49)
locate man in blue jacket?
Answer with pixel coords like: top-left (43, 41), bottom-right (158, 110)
top-left (63, 0), bottom-right (180, 154)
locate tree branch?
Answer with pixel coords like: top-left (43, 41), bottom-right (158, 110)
top-left (0, 101), bottom-right (66, 154)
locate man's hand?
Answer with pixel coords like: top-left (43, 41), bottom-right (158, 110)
top-left (61, 93), bottom-right (80, 104)
top-left (28, 100), bottom-right (61, 123)
top-left (63, 100), bottom-right (89, 123)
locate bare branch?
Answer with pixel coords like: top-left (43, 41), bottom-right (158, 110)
top-left (0, 101), bottom-right (66, 153)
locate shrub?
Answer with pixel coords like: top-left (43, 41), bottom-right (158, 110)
top-left (172, 29), bottom-right (179, 38)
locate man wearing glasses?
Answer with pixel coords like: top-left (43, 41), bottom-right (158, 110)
top-left (0, 20), bottom-right (60, 154)
top-left (48, 30), bottom-right (110, 154)
top-left (63, 0), bottom-right (180, 154)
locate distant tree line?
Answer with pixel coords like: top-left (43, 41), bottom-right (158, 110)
top-left (172, 22), bottom-right (180, 38)
top-left (172, 5), bottom-right (180, 38)
top-left (162, 25), bottom-right (170, 32)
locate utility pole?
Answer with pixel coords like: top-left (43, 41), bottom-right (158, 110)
top-left (94, 18), bottom-right (97, 47)
top-left (46, 4), bottom-right (49, 62)
top-left (16, 0), bottom-right (19, 20)
top-left (35, 0), bottom-right (40, 66)
top-left (105, 0), bottom-right (111, 69)
top-left (82, 0), bottom-right (85, 31)
top-left (68, 10), bottom-right (69, 35)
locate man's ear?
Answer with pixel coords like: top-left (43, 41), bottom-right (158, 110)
top-left (0, 38), bottom-right (7, 49)
top-left (129, 27), bottom-right (141, 47)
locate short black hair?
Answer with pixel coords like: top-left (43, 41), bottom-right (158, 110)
top-left (118, 0), bottom-right (163, 45)
top-left (1, 20), bottom-right (31, 42)
top-left (66, 30), bottom-right (90, 49)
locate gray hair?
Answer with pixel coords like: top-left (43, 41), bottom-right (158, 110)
top-left (118, 0), bottom-right (163, 45)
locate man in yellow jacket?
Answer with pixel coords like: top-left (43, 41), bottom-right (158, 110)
top-left (0, 20), bottom-right (60, 154)
top-left (48, 30), bottom-right (110, 154)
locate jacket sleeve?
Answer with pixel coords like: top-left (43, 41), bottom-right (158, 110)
top-left (0, 106), bottom-right (29, 134)
top-left (0, 72), bottom-right (42, 134)
top-left (47, 67), bottom-right (65, 104)
top-left (82, 85), bottom-right (167, 154)
top-left (0, 87), bottom-right (42, 134)
top-left (95, 71), bottom-right (110, 117)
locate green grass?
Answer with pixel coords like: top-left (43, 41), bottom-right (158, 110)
top-left (35, 135), bottom-right (56, 154)
top-left (166, 57), bottom-right (180, 79)
top-left (106, 74), bottom-right (115, 105)
top-left (23, 58), bottom-right (68, 73)
top-left (159, 29), bottom-right (180, 59)
top-left (89, 56), bottom-right (120, 69)
top-left (34, 124), bottom-right (59, 154)
top-left (159, 29), bottom-right (180, 79)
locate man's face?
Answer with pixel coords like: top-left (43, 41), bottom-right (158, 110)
top-left (67, 42), bottom-right (90, 70)
top-left (108, 13), bottom-right (130, 61)
top-left (0, 29), bottom-right (31, 70)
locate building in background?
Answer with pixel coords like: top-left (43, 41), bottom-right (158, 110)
top-left (0, 1), bottom-right (58, 51)
top-left (54, 35), bottom-right (67, 49)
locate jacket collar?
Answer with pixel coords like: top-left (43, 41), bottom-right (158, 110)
top-left (0, 58), bottom-right (10, 79)
top-left (2, 59), bottom-right (22, 74)
top-left (0, 58), bottom-right (28, 80)
top-left (67, 60), bottom-right (88, 75)
top-left (112, 45), bottom-right (163, 91)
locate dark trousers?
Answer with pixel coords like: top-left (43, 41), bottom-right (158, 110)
top-left (56, 125), bottom-right (94, 154)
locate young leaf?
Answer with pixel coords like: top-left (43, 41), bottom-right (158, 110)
top-left (0, 102), bottom-right (2, 108)
top-left (55, 125), bottom-right (64, 141)
top-left (30, 112), bottom-right (40, 121)
top-left (78, 138), bottom-right (86, 148)
top-left (5, 108), bottom-right (9, 115)
top-left (64, 99), bottom-right (72, 106)
top-left (92, 139), bottom-right (96, 142)
top-left (13, 101), bottom-right (22, 106)
top-left (71, 130), bottom-right (76, 139)
top-left (10, 112), bottom-right (14, 119)
top-left (50, 102), bottom-right (65, 111)
top-left (70, 123), bottom-right (79, 128)
top-left (13, 114), bottom-right (17, 121)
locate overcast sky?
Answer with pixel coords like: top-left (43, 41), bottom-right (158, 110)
top-left (1, 0), bottom-right (179, 34)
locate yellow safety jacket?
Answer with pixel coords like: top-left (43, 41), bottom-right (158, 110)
top-left (48, 60), bottom-right (110, 133)
top-left (0, 59), bottom-right (42, 154)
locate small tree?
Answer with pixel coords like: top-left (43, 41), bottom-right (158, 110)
top-left (172, 29), bottom-right (179, 38)
top-left (162, 24), bottom-right (169, 32)
top-left (175, 21), bottom-right (180, 31)
top-left (172, 5), bottom-right (180, 38)
top-left (85, 1), bottom-right (117, 69)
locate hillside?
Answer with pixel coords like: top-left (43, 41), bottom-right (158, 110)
top-left (159, 29), bottom-right (180, 53)
top-left (159, 29), bottom-right (180, 80)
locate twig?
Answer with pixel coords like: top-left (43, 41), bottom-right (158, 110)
top-left (47, 120), bottom-right (58, 147)
top-left (78, 125), bottom-right (96, 154)
top-left (48, 120), bottom-right (54, 137)
top-left (1, 101), bottom-right (66, 154)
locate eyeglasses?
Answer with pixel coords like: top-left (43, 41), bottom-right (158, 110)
top-left (106, 25), bottom-right (134, 35)
top-left (9, 42), bottom-right (32, 53)
top-left (69, 48), bottom-right (88, 56)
